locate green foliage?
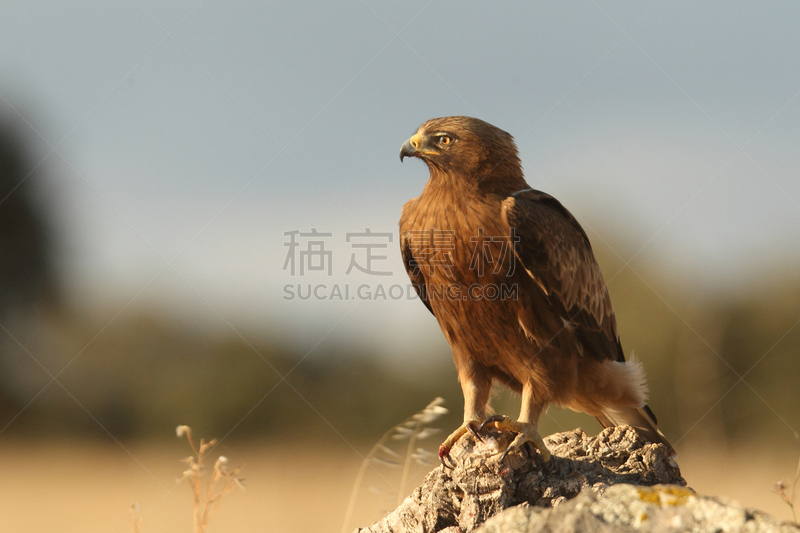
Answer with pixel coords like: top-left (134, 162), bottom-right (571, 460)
top-left (0, 308), bottom-right (461, 441)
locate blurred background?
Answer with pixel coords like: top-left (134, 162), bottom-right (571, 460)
top-left (1, 1), bottom-right (799, 531)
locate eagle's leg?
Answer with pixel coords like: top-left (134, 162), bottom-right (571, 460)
top-left (481, 382), bottom-right (551, 462)
top-left (438, 370), bottom-right (491, 467)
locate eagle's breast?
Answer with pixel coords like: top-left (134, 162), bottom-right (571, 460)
top-left (402, 190), bottom-right (539, 371)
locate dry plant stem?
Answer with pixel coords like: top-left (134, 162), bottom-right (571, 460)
top-left (203, 459), bottom-right (243, 528)
top-left (202, 462), bottom-right (220, 528)
top-left (195, 438), bottom-right (216, 533)
top-left (342, 429), bottom-right (394, 533)
top-left (397, 418), bottom-right (423, 506)
top-left (129, 503), bottom-right (142, 533)
top-left (200, 439), bottom-right (212, 530)
top-left (176, 426), bottom-right (244, 533)
top-left (341, 398), bottom-right (447, 533)
top-left (775, 449), bottom-right (800, 524)
top-left (791, 453), bottom-right (800, 523)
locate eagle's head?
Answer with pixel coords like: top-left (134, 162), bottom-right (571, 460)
top-left (399, 116), bottom-right (524, 190)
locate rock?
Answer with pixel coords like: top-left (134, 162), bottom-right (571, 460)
top-left (354, 425), bottom-right (685, 533)
top-left (476, 484), bottom-right (800, 533)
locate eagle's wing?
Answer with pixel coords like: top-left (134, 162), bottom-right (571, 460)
top-left (502, 188), bottom-right (623, 362)
top-left (401, 230), bottom-right (434, 316)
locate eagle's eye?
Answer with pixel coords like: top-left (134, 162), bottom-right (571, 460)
top-left (437, 135), bottom-right (452, 146)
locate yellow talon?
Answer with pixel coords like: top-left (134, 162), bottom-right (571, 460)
top-left (481, 415), bottom-right (551, 462)
top-left (438, 420), bottom-right (482, 468)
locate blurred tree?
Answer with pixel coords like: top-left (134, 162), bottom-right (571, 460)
top-left (0, 115), bottom-right (58, 315)
top-left (0, 110), bottom-right (60, 426)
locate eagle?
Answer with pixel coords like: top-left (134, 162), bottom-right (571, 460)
top-left (398, 116), bottom-right (675, 465)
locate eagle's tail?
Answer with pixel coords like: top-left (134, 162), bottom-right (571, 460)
top-left (596, 404), bottom-right (676, 458)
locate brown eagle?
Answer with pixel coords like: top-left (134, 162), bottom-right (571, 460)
top-left (398, 116), bottom-right (674, 465)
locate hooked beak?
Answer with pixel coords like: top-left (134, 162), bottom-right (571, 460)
top-left (399, 133), bottom-right (422, 162)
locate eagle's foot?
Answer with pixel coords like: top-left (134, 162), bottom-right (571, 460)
top-left (478, 415), bottom-right (551, 462)
top-left (438, 420), bottom-right (483, 468)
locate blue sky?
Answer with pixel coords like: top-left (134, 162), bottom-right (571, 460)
top-left (1, 1), bottom-right (799, 356)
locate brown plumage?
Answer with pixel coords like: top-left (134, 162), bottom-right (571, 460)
top-left (398, 116), bottom-right (674, 464)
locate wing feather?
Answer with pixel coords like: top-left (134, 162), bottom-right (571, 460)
top-left (502, 189), bottom-right (623, 362)
top-left (400, 231), bottom-right (434, 316)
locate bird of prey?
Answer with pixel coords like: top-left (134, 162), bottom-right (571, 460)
top-left (398, 116), bottom-right (675, 465)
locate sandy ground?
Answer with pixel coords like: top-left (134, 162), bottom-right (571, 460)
top-left (1, 438), bottom-right (797, 532)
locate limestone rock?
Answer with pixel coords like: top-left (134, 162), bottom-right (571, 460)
top-left (355, 425), bottom-right (684, 533)
top-left (476, 484), bottom-right (800, 533)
